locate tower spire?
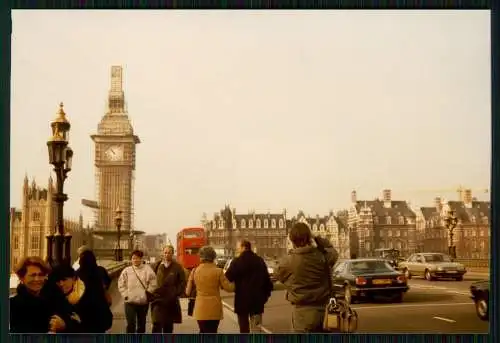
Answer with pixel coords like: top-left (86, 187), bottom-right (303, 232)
top-left (108, 65), bottom-right (125, 114)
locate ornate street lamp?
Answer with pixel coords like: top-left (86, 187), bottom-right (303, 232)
top-left (115, 206), bottom-right (123, 261)
top-left (444, 210), bottom-right (458, 259)
top-left (46, 102), bottom-right (73, 267)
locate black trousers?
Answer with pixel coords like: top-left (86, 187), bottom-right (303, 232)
top-left (124, 303), bottom-right (149, 333)
top-left (197, 320), bottom-right (220, 333)
top-left (237, 313), bottom-right (262, 333)
top-left (152, 321), bottom-right (174, 333)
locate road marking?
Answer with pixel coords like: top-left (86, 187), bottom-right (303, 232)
top-left (433, 316), bottom-right (456, 323)
top-left (446, 290), bottom-right (470, 296)
top-left (351, 302), bottom-right (473, 310)
top-left (222, 300), bottom-right (273, 334)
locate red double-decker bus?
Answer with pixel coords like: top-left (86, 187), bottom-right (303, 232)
top-left (176, 227), bottom-right (207, 271)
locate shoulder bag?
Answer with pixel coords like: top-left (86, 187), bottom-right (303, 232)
top-left (315, 238), bottom-right (359, 333)
top-left (131, 266), bottom-right (155, 303)
top-left (187, 268), bottom-right (197, 316)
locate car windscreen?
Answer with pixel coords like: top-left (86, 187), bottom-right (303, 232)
top-left (350, 260), bottom-right (393, 273)
top-left (423, 254), bottom-right (451, 262)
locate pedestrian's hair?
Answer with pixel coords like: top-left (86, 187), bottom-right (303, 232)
top-left (15, 256), bottom-right (51, 279)
top-left (131, 250), bottom-right (144, 258)
top-left (199, 246), bottom-right (217, 263)
top-left (164, 245), bottom-right (174, 253)
top-left (289, 222), bottom-right (312, 247)
top-left (50, 263), bottom-right (76, 282)
top-left (239, 239), bottom-right (252, 251)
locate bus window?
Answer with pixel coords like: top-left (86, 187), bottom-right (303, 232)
top-left (183, 232), bottom-right (203, 239)
top-left (184, 247), bottom-right (200, 255)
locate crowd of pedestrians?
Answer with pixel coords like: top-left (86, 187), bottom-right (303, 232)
top-left (10, 222), bottom-right (339, 334)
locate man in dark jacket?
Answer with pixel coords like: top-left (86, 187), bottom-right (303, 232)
top-left (277, 222), bottom-right (338, 333)
top-left (225, 240), bottom-right (273, 333)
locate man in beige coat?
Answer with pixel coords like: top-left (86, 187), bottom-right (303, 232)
top-left (185, 246), bottom-right (234, 333)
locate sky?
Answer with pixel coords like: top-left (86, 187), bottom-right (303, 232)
top-left (10, 10), bottom-right (491, 239)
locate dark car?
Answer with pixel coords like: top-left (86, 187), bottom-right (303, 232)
top-left (215, 256), bottom-right (229, 268)
top-left (264, 259), bottom-right (279, 283)
top-left (331, 258), bottom-right (409, 303)
top-left (470, 280), bottom-right (489, 321)
top-left (374, 248), bottom-right (402, 270)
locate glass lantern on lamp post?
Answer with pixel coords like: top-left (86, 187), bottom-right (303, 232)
top-left (444, 210), bottom-right (459, 259)
top-left (115, 206), bottom-right (123, 261)
top-left (46, 102), bottom-right (73, 267)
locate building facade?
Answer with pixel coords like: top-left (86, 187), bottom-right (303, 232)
top-left (419, 190), bottom-right (490, 259)
top-left (294, 211), bottom-right (350, 259)
top-left (347, 189), bottom-right (417, 258)
top-left (10, 176), bottom-right (87, 271)
top-left (204, 206), bottom-right (288, 257)
top-left (91, 66), bottom-right (140, 253)
top-left (142, 233), bottom-right (168, 258)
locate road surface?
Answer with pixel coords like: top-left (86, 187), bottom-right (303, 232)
top-left (221, 273), bottom-right (489, 333)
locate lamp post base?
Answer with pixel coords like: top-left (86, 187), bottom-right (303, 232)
top-left (448, 246), bottom-right (457, 259)
top-left (115, 249), bottom-right (123, 262)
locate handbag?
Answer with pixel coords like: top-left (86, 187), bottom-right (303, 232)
top-left (131, 266), bottom-right (155, 303)
top-left (187, 268), bottom-right (197, 316)
top-left (314, 238), bottom-right (359, 333)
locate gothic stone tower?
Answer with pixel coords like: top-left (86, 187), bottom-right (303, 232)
top-left (91, 66), bottom-right (140, 250)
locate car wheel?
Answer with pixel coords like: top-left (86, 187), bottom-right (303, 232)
top-left (393, 292), bottom-right (404, 303)
top-left (475, 297), bottom-right (488, 321)
top-left (344, 285), bottom-right (352, 304)
top-left (403, 268), bottom-right (411, 279)
top-left (425, 269), bottom-right (434, 281)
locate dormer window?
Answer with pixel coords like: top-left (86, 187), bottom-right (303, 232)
top-left (279, 219), bottom-right (284, 229)
top-left (386, 216), bottom-right (392, 225)
top-left (256, 219), bottom-right (261, 229)
top-left (264, 219), bottom-right (269, 229)
top-left (312, 224), bottom-right (318, 231)
top-left (271, 219), bottom-right (276, 228)
top-left (249, 219), bottom-right (253, 228)
top-left (471, 215), bottom-right (476, 224)
top-left (398, 216), bottom-right (404, 225)
top-left (320, 224), bottom-right (325, 231)
top-left (241, 219), bottom-right (246, 229)
top-left (219, 220), bottom-right (224, 229)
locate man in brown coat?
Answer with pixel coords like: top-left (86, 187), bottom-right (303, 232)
top-left (277, 222), bottom-right (338, 333)
top-left (151, 245), bottom-right (187, 333)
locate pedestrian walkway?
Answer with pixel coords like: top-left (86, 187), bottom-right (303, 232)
top-left (109, 297), bottom-right (240, 333)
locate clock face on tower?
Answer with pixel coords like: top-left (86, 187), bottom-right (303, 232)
top-left (104, 145), bottom-right (124, 162)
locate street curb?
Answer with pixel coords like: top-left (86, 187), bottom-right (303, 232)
top-left (221, 300), bottom-right (273, 334)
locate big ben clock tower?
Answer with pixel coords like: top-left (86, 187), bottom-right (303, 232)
top-left (91, 66), bottom-right (140, 254)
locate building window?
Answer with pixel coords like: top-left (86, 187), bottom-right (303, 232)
top-left (388, 230), bottom-right (393, 237)
top-left (249, 219), bottom-right (253, 228)
top-left (33, 211), bottom-right (40, 222)
top-left (219, 220), bottom-right (224, 229)
top-left (386, 216), bottom-right (392, 225)
top-left (403, 231), bottom-right (407, 237)
top-left (312, 224), bottom-right (318, 231)
top-left (256, 219), bottom-right (261, 229)
top-left (264, 219), bottom-right (269, 229)
top-left (232, 220), bottom-right (237, 228)
top-left (398, 216), bottom-right (404, 225)
top-left (279, 219), bottom-right (284, 229)
top-left (30, 234), bottom-right (40, 250)
top-left (374, 216), bottom-right (379, 224)
top-left (271, 219), bottom-right (276, 228)
top-left (395, 230), bottom-right (400, 237)
top-left (320, 224), bottom-right (325, 231)
top-left (241, 219), bottom-right (246, 229)
top-left (13, 235), bottom-right (19, 250)
top-left (483, 217), bottom-right (489, 225)
top-left (471, 215), bottom-right (476, 224)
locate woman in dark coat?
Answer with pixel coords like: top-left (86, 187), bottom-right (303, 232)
top-left (10, 257), bottom-right (69, 333)
top-left (75, 250), bottom-right (113, 333)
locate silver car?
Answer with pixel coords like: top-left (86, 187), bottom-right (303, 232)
top-left (398, 253), bottom-right (466, 281)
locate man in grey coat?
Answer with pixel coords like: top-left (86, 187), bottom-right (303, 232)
top-left (277, 222), bottom-right (338, 333)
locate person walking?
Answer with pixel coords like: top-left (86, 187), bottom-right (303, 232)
top-left (76, 250), bottom-right (113, 333)
top-left (225, 240), bottom-right (273, 333)
top-left (118, 250), bottom-right (157, 333)
top-left (150, 245), bottom-right (186, 333)
top-left (185, 246), bottom-right (235, 333)
top-left (277, 222), bottom-right (338, 333)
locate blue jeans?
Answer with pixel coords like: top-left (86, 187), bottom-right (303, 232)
top-left (124, 302), bottom-right (149, 333)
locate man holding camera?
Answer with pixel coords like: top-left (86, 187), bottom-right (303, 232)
top-left (276, 222), bottom-right (338, 333)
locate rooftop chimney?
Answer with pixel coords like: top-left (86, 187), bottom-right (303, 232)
top-left (434, 197), bottom-right (442, 211)
top-left (383, 189), bottom-right (392, 208)
top-left (463, 189), bottom-right (473, 207)
top-left (351, 190), bottom-right (357, 203)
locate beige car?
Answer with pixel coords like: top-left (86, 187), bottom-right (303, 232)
top-left (398, 253), bottom-right (466, 281)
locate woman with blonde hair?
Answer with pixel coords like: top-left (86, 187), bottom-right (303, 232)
top-left (185, 246), bottom-right (235, 333)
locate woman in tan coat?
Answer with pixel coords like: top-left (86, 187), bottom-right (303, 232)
top-left (185, 246), bottom-right (235, 333)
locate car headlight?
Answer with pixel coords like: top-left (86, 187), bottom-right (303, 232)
top-left (267, 268), bottom-right (274, 274)
top-left (437, 267), bottom-right (443, 271)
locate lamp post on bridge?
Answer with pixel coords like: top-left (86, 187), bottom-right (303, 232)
top-left (46, 102), bottom-right (74, 267)
top-left (115, 206), bottom-right (123, 261)
top-left (444, 210), bottom-right (458, 259)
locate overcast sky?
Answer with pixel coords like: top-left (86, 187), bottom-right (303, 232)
top-left (10, 10), bottom-right (490, 239)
